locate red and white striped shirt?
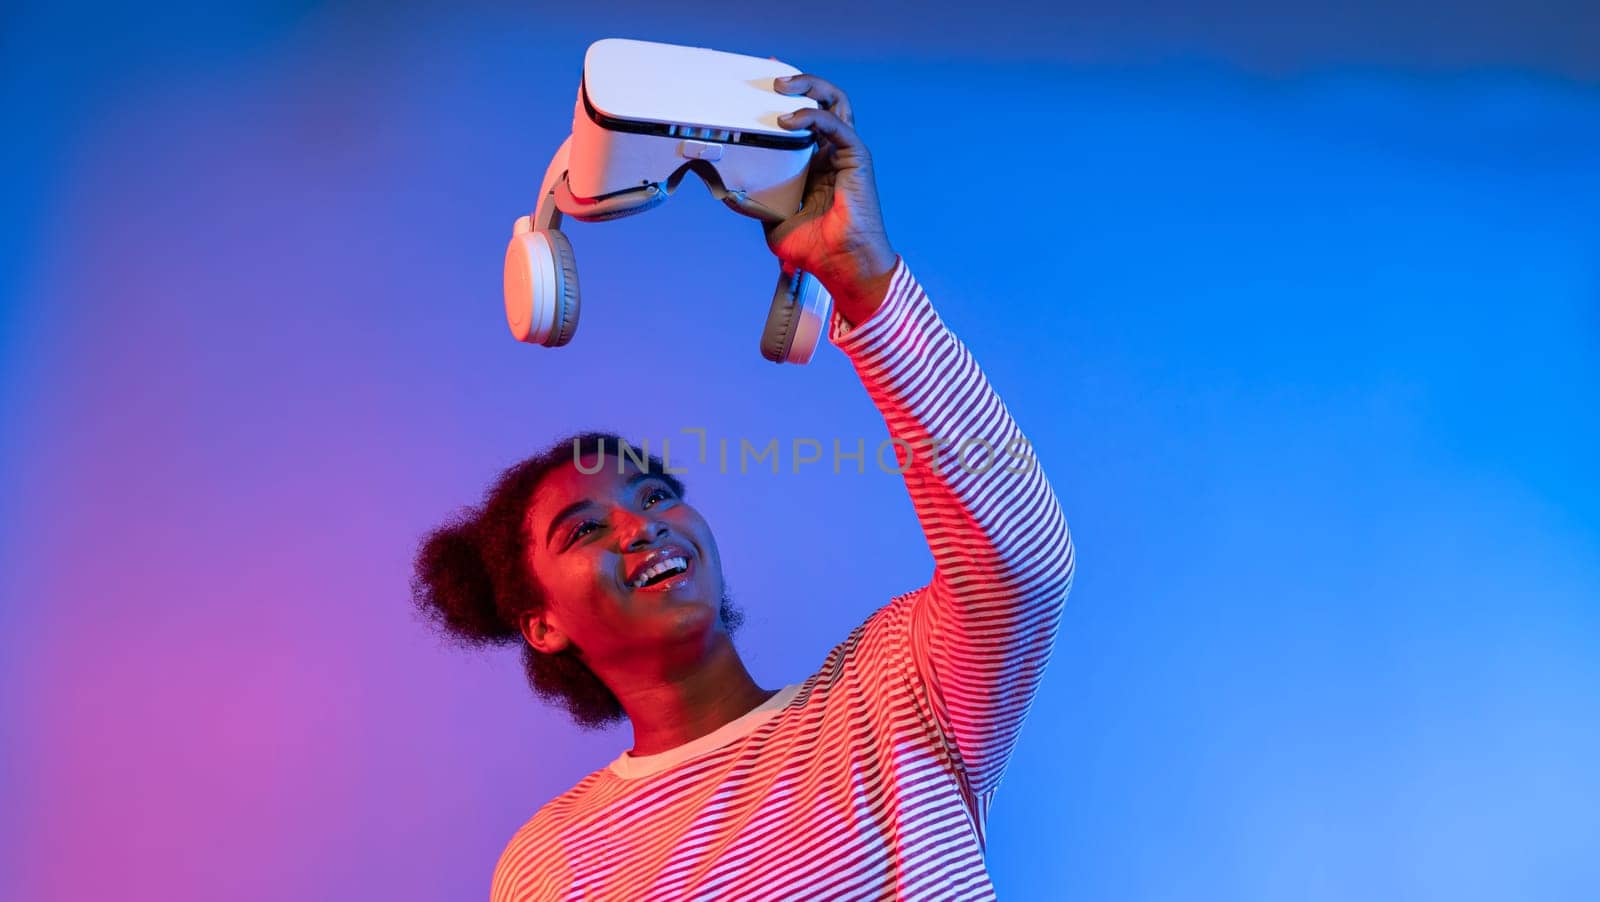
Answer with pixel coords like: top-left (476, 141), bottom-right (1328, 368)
top-left (491, 259), bottom-right (1076, 901)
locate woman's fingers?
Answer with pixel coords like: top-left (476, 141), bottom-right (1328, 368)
top-left (776, 106), bottom-right (868, 161)
top-left (774, 73), bottom-right (854, 127)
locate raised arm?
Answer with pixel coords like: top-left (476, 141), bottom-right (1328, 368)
top-left (766, 71), bottom-right (1076, 806)
top-left (831, 259), bottom-right (1076, 805)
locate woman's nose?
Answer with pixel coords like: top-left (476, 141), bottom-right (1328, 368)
top-left (619, 513), bottom-right (668, 551)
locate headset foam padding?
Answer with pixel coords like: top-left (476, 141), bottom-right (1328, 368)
top-left (760, 268), bottom-right (829, 364)
top-left (544, 229), bottom-right (581, 347)
top-left (761, 269), bottom-right (801, 362)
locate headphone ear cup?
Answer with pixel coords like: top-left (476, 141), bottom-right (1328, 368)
top-left (760, 268), bottom-right (831, 364)
top-left (544, 229), bottom-right (581, 348)
top-left (504, 226), bottom-right (582, 347)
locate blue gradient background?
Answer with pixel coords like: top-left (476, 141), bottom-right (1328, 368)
top-left (4, 3), bottom-right (1598, 900)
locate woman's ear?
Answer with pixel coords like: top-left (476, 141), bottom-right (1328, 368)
top-left (521, 612), bottom-right (572, 655)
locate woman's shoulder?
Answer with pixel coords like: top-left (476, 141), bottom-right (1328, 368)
top-left (490, 767), bottom-right (616, 899)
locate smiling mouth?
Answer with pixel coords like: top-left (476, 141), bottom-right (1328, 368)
top-left (629, 557), bottom-right (694, 592)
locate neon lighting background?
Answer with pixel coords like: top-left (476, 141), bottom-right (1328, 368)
top-left (3, 3), bottom-right (1597, 899)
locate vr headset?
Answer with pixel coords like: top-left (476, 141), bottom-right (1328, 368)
top-left (503, 38), bottom-right (831, 364)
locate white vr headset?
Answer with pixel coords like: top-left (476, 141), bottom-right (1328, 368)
top-left (504, 38), bottom-right (833, 364)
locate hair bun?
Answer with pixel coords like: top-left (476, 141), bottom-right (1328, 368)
top-left (412, 515), bottom-right (520, 645)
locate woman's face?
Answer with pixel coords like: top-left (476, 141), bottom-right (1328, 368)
top-left (521, 453), bottom-right (726, 670)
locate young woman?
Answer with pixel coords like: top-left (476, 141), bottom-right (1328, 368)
top-left (413, 72), bottom-right (1076, 901)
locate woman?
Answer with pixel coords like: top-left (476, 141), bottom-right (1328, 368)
top-left (413, 72), bottom-right (1076, 901)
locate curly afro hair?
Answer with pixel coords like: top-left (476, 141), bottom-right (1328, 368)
top-left (411, 430), bottom-right (744, 730)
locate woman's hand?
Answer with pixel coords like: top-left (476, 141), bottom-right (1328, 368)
top-left (768, 72), bottom-right (898, 326)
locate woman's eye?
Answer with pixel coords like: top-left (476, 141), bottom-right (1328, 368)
top-left (570, 520), bottom-right (599, 541)
top-left (644, 487), bottom-right (670, 507)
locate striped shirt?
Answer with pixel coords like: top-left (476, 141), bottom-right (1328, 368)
top-left (491, 258), bottom-right (1076, 901)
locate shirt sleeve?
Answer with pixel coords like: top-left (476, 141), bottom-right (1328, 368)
top-left (831, 257), bottom-right (1077, 805)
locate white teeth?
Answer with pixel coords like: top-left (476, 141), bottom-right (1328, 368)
top-left (632, 556), bottom-right (687, 588)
